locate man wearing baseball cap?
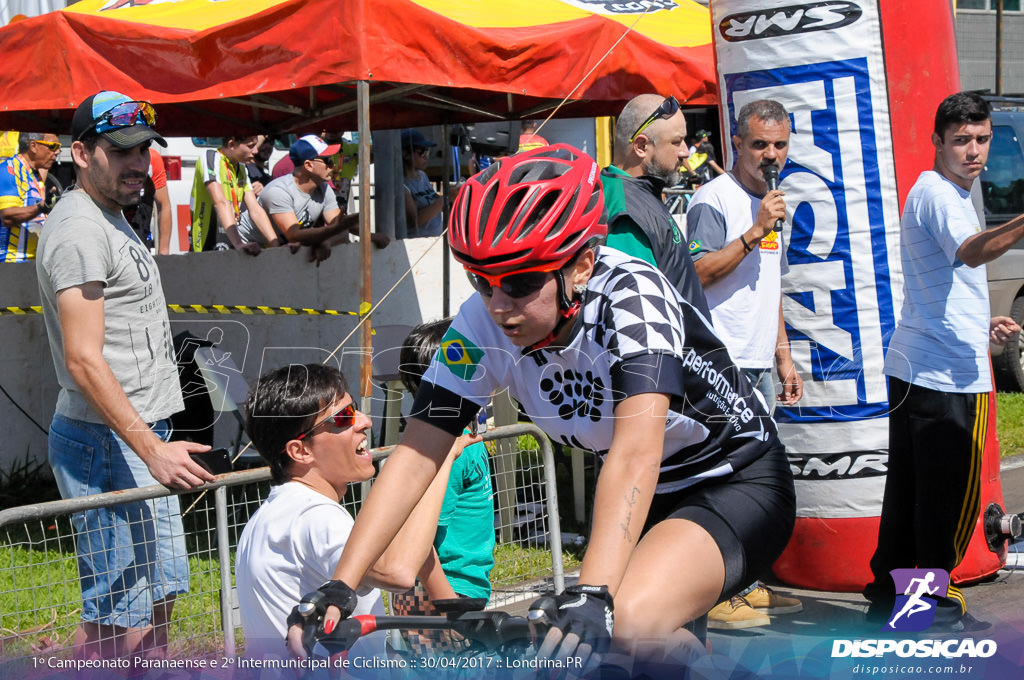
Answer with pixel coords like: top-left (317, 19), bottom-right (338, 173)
top-left (686, 129), bottom-right (724, 185)
top-left (36, 90), bottom-right (215, 661)
top-left (237, 134), bottom-right (387, 261)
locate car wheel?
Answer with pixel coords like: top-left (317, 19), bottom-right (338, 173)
top-left (994, 296), bottom-right (1024, 392)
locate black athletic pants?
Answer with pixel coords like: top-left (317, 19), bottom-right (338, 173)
top-left (864, 377), bottom-right (987, 621)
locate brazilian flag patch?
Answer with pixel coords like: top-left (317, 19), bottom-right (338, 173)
top-left (439, 329), bottom-right (484, 380)
top-left (688, 240), bottom-right (702, 254)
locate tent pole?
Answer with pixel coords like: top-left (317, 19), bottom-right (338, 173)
top-left (358, 80), bottom-right (373, 413)
top-left (442, 123), bottom-right (451, 318)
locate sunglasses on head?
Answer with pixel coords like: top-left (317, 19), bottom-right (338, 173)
top-left (465, 262), bottom-right (562, 299)
top-left (33, 140), bottom-right (62, 153)
top-left (80, 101), bottom-right (157, 140)
top-left (292, 402), bottom-right (358, 446)
top-left (628, 95), bottom-right (681, 144)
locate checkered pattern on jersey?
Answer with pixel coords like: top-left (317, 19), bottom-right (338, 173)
top-left (584, 253), bottom-right (687, 362)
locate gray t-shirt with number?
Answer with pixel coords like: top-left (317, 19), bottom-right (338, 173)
top-left (37, 190), bottom-right (184, 424)
top-left (237, 174), bottom-right (338, 244)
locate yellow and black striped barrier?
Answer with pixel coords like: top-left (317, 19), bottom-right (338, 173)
top-left (1, 306), bottom-right (43, 315)
top-left (2, 303), bottom-right (370, 317)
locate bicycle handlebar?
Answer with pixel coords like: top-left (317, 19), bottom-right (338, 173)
top-left (313, 610), bottom-right (538, 657)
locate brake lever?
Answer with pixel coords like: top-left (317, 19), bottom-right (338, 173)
top-left (527, 596), bottom-right (558, 647)
top-left (315, 617), bottom-right (370, 656)
top-left (297, 590), bottom-right (328, 657)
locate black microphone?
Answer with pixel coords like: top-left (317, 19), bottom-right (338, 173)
top-left (761, 164), bottom-right (784, 232)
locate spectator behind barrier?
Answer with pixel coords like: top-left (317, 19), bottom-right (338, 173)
top-left (246, 134), bottom-right (275, 197)
top-left (388, 319), bottom-right (496, 655)
top-left (237, 362), bottom-right (475, 661)
top-left (190, 133), bottom-right (279, 254)
top-left (37, 90), bottom-right (216, 661)
top-left (237, 134), bottom-right (388, 263)
top-left (401, 129), bottom-right (445, 239)
top-left (0, 131), bottom-right (61, 262)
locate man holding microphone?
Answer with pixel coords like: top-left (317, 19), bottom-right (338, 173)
top-left (685, 98), bottom-right (804, 629)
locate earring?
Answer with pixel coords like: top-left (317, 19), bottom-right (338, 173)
top-left (573, 284), bottom-right (587, 295)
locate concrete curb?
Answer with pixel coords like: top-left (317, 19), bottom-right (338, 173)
top-left (1001, 453), bottom-right (1024, 471)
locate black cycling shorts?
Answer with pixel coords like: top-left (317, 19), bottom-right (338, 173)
top-left (643, 441), bottom-right (795, 600)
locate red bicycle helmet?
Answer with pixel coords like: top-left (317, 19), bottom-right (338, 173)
top-left (449, 143), bottom-right (606, 271)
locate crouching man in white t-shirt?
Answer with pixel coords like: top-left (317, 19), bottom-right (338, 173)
top-left (236, 363), bottom-right (467, 663)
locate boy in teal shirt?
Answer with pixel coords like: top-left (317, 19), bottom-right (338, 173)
top-left (400, 318), bottom-right (495, 599)
top-left (389, 319), bottom-right (496, 654)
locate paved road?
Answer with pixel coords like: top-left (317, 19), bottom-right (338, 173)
top-left (703, 459), bottom-right (1024, 678)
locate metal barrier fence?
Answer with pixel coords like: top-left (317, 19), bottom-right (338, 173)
top-left (0, 423), bottom-right (565, 670)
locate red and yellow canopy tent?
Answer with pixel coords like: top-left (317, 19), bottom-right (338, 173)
top-left (0, 0), bottom-right (716, 135)
top-left (0, 0), bottom-right (717, 394)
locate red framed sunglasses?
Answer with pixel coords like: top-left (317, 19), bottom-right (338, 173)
top-left (293, 402), bottom-right (358, 444)
top-left (465, 261), bottom-right (562, 299)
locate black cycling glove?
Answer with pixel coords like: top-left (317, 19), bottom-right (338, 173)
top-left (287, 579), bottom-right (359, 656)
top-left (531, 584), bottom-right (614, 653)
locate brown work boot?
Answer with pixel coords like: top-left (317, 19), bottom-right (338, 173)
top-left (707, 595), bottom-right (770, 630)
top-left (745, 581), bottom-right (803, 615)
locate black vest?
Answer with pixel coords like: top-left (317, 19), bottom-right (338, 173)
top-left (601, 169), bottom-right (710, 318)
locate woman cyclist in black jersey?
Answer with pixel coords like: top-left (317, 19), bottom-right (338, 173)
top-left (287, 144), bottom-right (795, 673)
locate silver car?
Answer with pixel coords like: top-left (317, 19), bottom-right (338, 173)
top-left (981, 99), bottom-right (1024, 391)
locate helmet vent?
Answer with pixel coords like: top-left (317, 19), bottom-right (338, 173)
top-left (495, 185), bottom-right (530, 246)
top-left (447, 143), bottom-right (606, 273)
top-left (517, 189), bottom-right (561, 239)
top-left (476, 180), bottom-right (500, 246)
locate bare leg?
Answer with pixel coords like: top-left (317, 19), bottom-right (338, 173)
top-left (140, 595), bottom-right (176, 659)
top-left (73, 623), bottom-right (110, 661)
top-left (613, 518), bottom-right (725, 663)
top-left (73, 621), bottom-right (153, 661)
top-left (72, 596), bottom-right (175, 662)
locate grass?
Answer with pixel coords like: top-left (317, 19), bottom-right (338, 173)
top-left (0, 541), bottom-right (228, 661)
top-left (0, 535), bottom-right (578, 663)
top-left (997, 391), bottom-right (1024, 458)
top-left (490, 543), bottom-right (581, 588)
top-left (0, 487), bottom-right (256, 662)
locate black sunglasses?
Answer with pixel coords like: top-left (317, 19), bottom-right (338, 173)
top-left (466, 264), bottom-right (561, 299)
top-left (629, 96), bottom-right (681, 143)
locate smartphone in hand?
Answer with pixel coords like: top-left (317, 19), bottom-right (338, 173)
top-left (189, 448), bottom-right (232, 475)
top-left (469, 407), bottom-right (487, 436)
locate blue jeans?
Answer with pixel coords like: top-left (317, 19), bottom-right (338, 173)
top-left (48, 414), bottom-right (190, 629)
top-left (742, 367), bottom-right (776, 417)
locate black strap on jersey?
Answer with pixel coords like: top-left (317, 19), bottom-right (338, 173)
top-left (522, 269), bottom-right (584, 356)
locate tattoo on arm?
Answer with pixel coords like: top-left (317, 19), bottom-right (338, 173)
top-left (619, 486), bottom-right (641, 542)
